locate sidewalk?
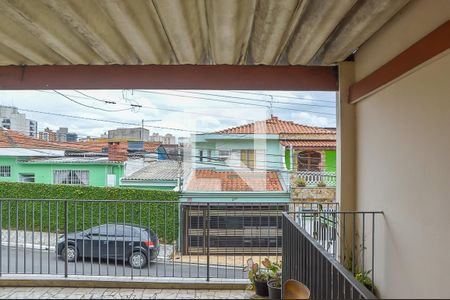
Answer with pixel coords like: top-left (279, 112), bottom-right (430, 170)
top-left (0, 287), bottom-right (253, 299)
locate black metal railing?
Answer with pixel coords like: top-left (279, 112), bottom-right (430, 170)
top-left (0, 198), bottom-right (338, 281)
top-left (282, 211), bottom-right (381, 299)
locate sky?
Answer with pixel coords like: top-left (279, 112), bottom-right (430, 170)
top-left (0, 90), bottom-right (336, 139)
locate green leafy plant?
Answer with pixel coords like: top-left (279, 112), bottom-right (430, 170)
top-left (262, 258), bottom-right (282, 288)
top-left (244, 258), bottom-right (269, 290)
top-left (295, 177), bottom-right (306, 187)
top-left (355, 270), bottom-right (373, 290)
top-left (317, 180), bottom-right (326, 187)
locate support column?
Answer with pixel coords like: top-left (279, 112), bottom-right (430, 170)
top-left (336, 61), bottom-right (356, 211)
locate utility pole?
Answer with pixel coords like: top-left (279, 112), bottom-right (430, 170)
top-left (177, 145), bottom-right (182, 191)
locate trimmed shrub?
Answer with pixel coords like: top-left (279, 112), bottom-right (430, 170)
top-left (0, 182), bottom-right (180, 243)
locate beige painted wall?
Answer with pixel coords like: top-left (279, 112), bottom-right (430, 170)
top-left (349, 2), bottom-right (450, 297)
top-left (355, 51), bottom-right (450, 298)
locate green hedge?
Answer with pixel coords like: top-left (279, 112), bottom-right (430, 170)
top-left (0, 182), bottom-right (180, 243)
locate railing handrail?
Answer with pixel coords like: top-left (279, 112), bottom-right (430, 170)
top-left (296, 170), bottom-right (336, 174)
top-left (0, 198), bottom-right (341, 206)
top-left (282, 212), bottom-right (377, 299)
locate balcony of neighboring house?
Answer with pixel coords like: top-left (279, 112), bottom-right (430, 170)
top-left (293, 150), bottom-right (336, 187)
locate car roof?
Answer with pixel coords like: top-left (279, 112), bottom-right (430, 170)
top-left (96, 224), bottom-right (150, 231)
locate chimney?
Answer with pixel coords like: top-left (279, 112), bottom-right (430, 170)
top-left (108, 141), bottom-right (128, 162)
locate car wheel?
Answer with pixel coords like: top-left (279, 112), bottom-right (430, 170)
top-left (61, 245), bottom-right (77, 262)
top-left (129, 251), bottom-right (147, 269)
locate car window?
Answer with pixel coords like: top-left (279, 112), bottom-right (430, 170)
top-left (90, 226), bottom-right (101, 235)
top-left (90, 225), bottom-right (119, 236)
top-left (132, 227), bottom-right (149, 239)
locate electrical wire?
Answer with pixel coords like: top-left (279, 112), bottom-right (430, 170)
top-left (41, 90), bottom-right (259, 122)
top-left (52, 90), bottom-right (133, 113)
top-left (177, 90), bottom-right (336, 108)
top-left (135, 90), bottom-right (336, 116)
top-left (17, 108), bottom-right (206, 134)
top-left (227, 90), bottom-right (337, 104)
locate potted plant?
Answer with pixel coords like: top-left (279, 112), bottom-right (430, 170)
top-left (263, 258), bottom-right (282, 300)
top-left (295, 177), bottom-right (306, 187)
top-left (317, 180), bottom-right (326, 187)
top-left (244, 258), bottom-right (269, 296)
top-left (356, 270), bottom-right (374, 291)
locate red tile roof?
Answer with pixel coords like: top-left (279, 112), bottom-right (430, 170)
top-left (0, 128), bottom-right (66, 150)
top-left (279, 140), bottom-right (336, 149)
top-left (215, 116), bottom-right (335, 135)
top-left (185, 169), bottom-right (284, 192)
top-left (0, 129), bottom-right (161, 152)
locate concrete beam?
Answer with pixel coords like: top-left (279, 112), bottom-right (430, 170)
top-left (0, 65), bottom-right (338, 90)
top-left (336, 62), bottom-right (355, 211)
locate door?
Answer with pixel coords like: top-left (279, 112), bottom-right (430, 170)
top-left (297, 151), bottom-right (321, 171)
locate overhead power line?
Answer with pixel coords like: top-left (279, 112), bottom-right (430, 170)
top-left (227, 90), bottom-right (337, 104)
top-left (177, 90), bottom-right (336, 108)
top-left (52, 90), bottom-right (133, 113)
top-left (135, 90), bottom-right (336, 116)
top-left (17, 108), bottom-right (205, 134)
top-left (42, 90), bottom-right (259, 122)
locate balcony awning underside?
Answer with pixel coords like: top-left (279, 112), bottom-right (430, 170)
top-left (0, 0), bottom-right (409, 67)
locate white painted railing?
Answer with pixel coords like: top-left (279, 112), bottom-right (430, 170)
top-left (296, 171), bottom-right (336, 187)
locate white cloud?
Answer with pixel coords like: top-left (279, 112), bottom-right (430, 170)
top-left (290, 112), bottom-right (333, 128)
top-left (0, 89), bottom-right (336, 138)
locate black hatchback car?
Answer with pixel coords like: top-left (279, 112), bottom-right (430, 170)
top-left (57, 224), bottom-right (160, 268)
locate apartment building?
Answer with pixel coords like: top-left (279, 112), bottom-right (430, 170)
top-left (0, 106), bottom-right (37, 137)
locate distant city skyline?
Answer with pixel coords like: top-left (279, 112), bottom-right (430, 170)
top-left (0, 90), bottom-right (336, 139)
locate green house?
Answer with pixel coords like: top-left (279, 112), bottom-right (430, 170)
top-left (0, 150), bottom-right (124, 187)
top-left (190, 116), bottom-right (336, 187)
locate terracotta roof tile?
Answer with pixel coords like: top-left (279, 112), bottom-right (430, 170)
top-left (185, 169), bottom-right (284, 192)
top-left (280, 140), bottom-right (336, 149)
top-left (0, 128), bottom-right (66, 150)
top-left (215, 116), bottom-right (335, 135)
top-left (0, 129), bottom-right (162, 153)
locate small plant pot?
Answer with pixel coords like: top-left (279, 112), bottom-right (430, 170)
top-left (267, 279), bottom-right (282, 299)
top-left (254, 280), bottom-right (269, 297)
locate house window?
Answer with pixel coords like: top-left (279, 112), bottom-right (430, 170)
top-left (217, 149), bottom-right (231, 161)
top-left (0, 166), bottom-right (11, 177)
top-left (240, 150), bottom-right (255, 169)
top-left (19, 173), bottom-right (35, 183)
top-left (199, 150), bottom-right (212, 162)
top-left (53, 170), bottom-right (89, 185)
top-left (297, 151), bottom-right (321, 171)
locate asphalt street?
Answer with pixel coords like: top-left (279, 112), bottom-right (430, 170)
top-left (0, 246), bottom-right (247, 279)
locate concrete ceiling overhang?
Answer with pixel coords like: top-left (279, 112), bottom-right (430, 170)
top-left (0, 0), bottom-right (410, 67)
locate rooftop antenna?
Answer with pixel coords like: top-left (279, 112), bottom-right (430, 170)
top-left (268, 95), bottom-right (274, 118)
